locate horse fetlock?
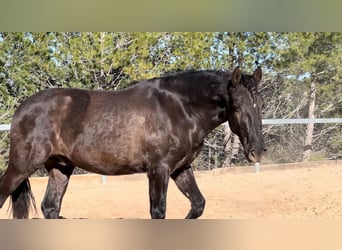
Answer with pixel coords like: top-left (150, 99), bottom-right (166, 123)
top-left (41, 205), bottom-right (60, 219)
top-left (187, 198), bottom-right (205, 219)
top-left (150, 206), bottom-right (166, 219)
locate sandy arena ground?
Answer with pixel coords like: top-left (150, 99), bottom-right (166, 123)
top-left (0, 161), bottom-right (341, 219)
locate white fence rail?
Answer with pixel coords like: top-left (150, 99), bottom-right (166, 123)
top-left (1, 118), bottom-right (342, 132)
top-left (262, 118), bottom-right (342, 125)
top-left (0, 124), bottom-right (10, 131)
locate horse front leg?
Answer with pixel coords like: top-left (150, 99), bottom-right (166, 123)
top-left (147, 165), bottom-right (170, 219)
top-left (171, 166), bottom-right (205, 219)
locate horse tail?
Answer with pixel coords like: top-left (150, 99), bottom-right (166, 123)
top-left (10, 179), bottom-right (37, 219)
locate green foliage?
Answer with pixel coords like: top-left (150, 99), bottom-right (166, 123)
top-left (266, 32), bottom-right (342, 163)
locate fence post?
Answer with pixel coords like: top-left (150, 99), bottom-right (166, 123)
top-left (102, 175), bottom-right (107, 184)
top-left (255, 162), bottom-right (260, 173)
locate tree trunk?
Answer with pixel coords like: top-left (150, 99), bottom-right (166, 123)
top-left (223, 122), bottom-right (241, 167)
top-left (99, 32), bottom-right (105, 89)
top-left (231, 134), bottom-right (240, 165)
top-left (303, 77), bottom-right (316, 162)
top-left (223, 122), bottom-right (232, 167)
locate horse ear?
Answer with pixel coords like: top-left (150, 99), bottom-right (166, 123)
top-left (253, 66), bottom-right (262, 88)
top-left (231, 66), bottom-right (241, 87)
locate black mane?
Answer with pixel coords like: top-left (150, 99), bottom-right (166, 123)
top-left (159, 69), bottom-right (231, 79)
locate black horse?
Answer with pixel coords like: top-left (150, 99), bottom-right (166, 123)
top-left (0, 66), bottom-right (266, 219)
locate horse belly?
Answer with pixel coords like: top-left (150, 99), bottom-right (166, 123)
top-left (70, 129), bottom-right (147, 175)
top-left (70, 149), bottom-right (146, 175)
top-left (77, 160), bottom-right (146, 175)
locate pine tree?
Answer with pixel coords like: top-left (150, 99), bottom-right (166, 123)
top-left (276, 32), bottom-right (342, 161)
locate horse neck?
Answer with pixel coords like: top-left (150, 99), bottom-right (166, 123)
top-left (190, 104), bottom-right (226, 135)
top-left (160, 79), bottom-right (227, 134)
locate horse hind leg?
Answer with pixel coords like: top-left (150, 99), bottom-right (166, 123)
top-left (0, 139), bottom-right (52, 218)
top-left (41, 157), bottom-right (74, 219)
top-left (171, 166), bottom-right (205, 219)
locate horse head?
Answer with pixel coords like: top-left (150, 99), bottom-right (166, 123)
top-left (227, 67), bottom-right (266, 163)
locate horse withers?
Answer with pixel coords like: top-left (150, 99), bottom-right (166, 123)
top-left (0, 66), bottom-right (266, 219)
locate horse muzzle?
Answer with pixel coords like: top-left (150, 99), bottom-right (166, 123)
top-left (246, 147), bottom-right (267, 163)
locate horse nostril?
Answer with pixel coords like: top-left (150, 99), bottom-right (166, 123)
top-left (250, 150), bottom-right (256, 158)
top-left (264, 148), bottom-right (267, 153)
